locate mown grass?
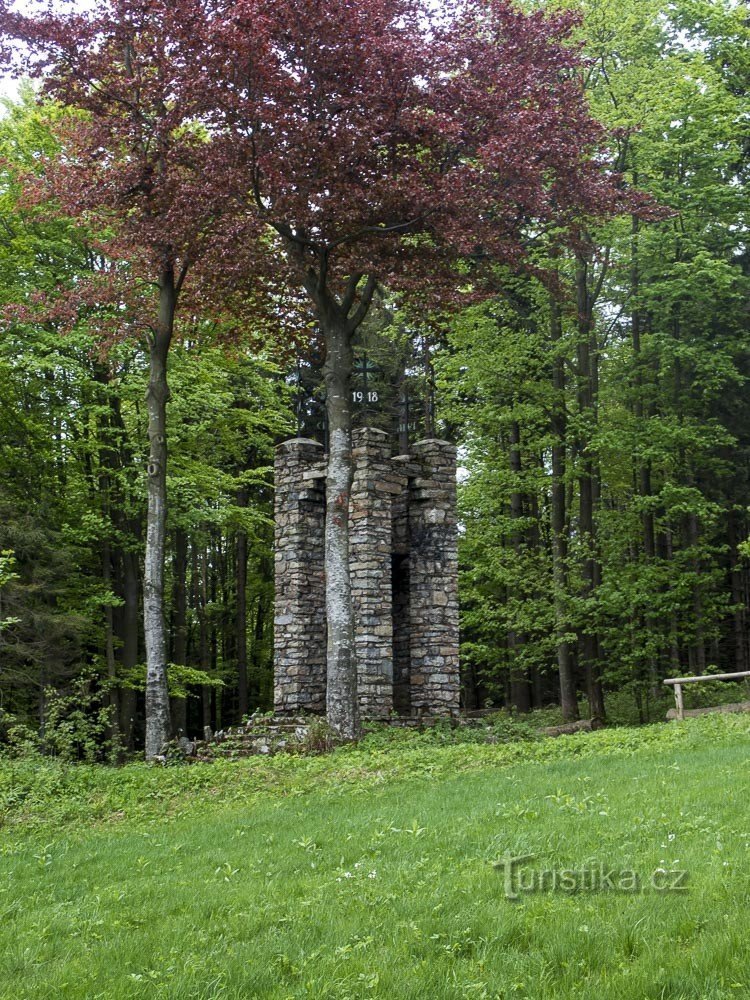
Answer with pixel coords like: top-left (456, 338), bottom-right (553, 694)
top-left (1, 714), bottom-right (749, 999)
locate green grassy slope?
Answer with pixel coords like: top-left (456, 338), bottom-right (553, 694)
top-left (1, 715), bottom-right (749, 999)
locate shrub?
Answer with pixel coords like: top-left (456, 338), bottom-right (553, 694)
top-left (1, 666), bottom-right (119, 764)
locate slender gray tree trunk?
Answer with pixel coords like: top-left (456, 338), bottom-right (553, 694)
top-left (322, 317), bottom-right (358, 739)
top-left (287, 255), bottom-right (376, 740)
top-left (144, 274), bottom-right (175, 759)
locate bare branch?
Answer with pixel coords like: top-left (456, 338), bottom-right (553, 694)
top-left (325, 217), bottom-right (422, 252)
top-left (346, 274), bottom-right (377, 333)
top-left (340, 271), bottom-right (364, 315)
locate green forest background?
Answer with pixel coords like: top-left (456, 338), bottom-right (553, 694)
top-left (0, 0), bottom-right (748, 753)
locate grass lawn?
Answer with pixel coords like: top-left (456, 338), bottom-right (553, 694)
top-left (1, 714), bottom-right (749, 999)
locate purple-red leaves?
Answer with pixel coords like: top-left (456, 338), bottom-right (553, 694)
top-left (0, 0), bottom-right (635, 324)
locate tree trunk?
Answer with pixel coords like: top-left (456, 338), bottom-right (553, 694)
top-left (322, 316), bottom-right (358, 739)
top-left (729, 512), bottom-right (747, 674)
top-left (92, 367), bottom-right (123, 748)
top-left (143, 274), bottom-right (175, 759)
top-left (527, 480), bottom-right (546, 710)
top-left (550, 289), bottom-right (578, 721)
top-left (629, 211), bottom-right (656, 561)
top-left (210, 532), bottom-right (219, 728)
top-left (236, 489), bottom-right (249, 720)
top-left (118, 548), bottom-right (139, 748)
top-left (294, 264), bottom-right (376, 738)
top-left (631, 212), bottom-right (659, 695)
top-left (102, 538), bottom-right (120, 748)
top-left (508, 420), bottom-right (531, 713)
top-left (251, 585), bottom-right (267, 706)
top-left (590, 342), bottom-right (606, 721)
top-left (95, 380), bottom-right (141, 750)
top-left (199, 544), bottom-right (212, 731)
top-left (575, 255), bottom-right (605, 727)
top-left (662, 524), bottom-right (683, 674)
top-left (170, 526), bottom-right (188, 735)
top-left (687, 510), bottom-right (706, 674)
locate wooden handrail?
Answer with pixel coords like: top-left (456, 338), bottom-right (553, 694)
top-left (664, 671), bottom-right (750, 686)
top-left (663, 670), bottom-right (750, 719)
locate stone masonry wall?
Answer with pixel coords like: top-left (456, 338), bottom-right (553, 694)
top-left (273, 438), bottom-right (326, 713)
top-left (350, 428), bottom-right (396, 718)
top-left (407, 439), bottom-right (461, 717)
top-left (391, 554), bottom-right (411, 715)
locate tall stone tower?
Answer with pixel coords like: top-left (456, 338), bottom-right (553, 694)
top-left (273, 428), bottom-right (460, 718)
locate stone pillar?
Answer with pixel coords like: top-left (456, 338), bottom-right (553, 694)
top-left (273, 438), bottom-right (326, 714)
top-left (408, 439), bottom-right (460, 716)
top-left (350, 427), bottom-right (397, 718)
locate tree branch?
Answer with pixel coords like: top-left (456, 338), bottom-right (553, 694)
top-left (325, 217), bottom-right (422, 252)
top-left (346, 274), bottom-right (377, 333)
top-left (175, 258), bottom-right (190, 296)
top-left (317, 248), bottom-right (329, 297)
top-left (340, 272), bottom-right (364, 316)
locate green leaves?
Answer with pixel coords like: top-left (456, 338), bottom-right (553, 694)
top-left (116, 663), bottom-right (224, 700)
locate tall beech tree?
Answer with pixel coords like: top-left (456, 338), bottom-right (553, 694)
top-left (0, 0), bottom-right (238, 756)
top-left (210, 0), bottom-right (622, 736)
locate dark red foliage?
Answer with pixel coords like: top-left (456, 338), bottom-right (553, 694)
top-left (0, 0), bottom-right (635, 325)
top-left (203, 0), bottom-right (629, 312)
top-left (0, 0), bottom-right (243, 338)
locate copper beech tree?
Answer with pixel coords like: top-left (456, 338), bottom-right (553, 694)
top-left (2, 0), bottom-right (626, 746)
top-left (209, 0), bottom-right (624, 737)
top-left (0, 0), bottom-right (243, 757)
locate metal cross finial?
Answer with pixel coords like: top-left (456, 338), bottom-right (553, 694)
top-left (352, 349), bottom-right (381, 418)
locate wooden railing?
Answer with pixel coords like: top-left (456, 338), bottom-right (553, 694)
top-left (663, 671), bottom-right (750, 720)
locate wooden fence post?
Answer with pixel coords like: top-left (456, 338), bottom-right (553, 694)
top-left (674, 683), bottom-right (684, 720)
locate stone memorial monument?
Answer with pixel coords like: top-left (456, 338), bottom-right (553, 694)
top-left (273, 427), bottom-right (460, 719)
